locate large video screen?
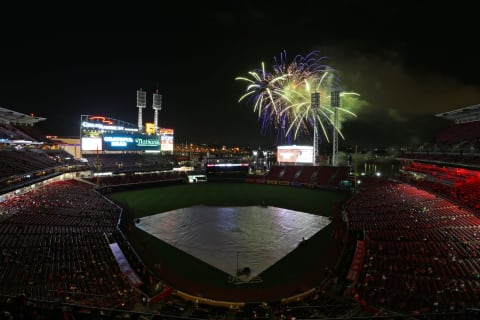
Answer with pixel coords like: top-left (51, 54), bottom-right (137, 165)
top-left (81, 137), bottom-right (103, 151)
top-left (80, 115), bottom-right (162, 152)
top-left (160, 128), bottom-right (174, 152)
top-left (277, 145), bottom-right (314, 164)
top-left (103, 133), bottom-right (160, 151)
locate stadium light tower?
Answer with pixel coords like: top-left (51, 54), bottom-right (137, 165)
top-left (152, 90), bottom-right (162, 133)
top-left (311, 92), bottom-right (320, 166)
top-left (137, 89), bottom-right (147, 132)
top-left (331, 90), bottom-right (340, 166)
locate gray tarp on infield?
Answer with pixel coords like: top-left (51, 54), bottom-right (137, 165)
top-left (136, 205), bottom-right (331, 282)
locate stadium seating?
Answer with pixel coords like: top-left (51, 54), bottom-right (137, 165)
top-left (0, 150), bottom-right (58, 179)
top-left (345, 178), bottom-right (480, 315)
top-left (83, 171), bottom-right (188, 187)
top-left (249, 164), bottom-right (349, 190)
top-left (434, 121), bottom-right (480, 146)
top-left (82, 153), bottom-right (174, 173)
top-left (292, 165), bottom-right (318, 186)
top-left (400, 161), bottom-right (480, 213)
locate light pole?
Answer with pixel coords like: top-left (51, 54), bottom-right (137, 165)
top-left (311, 92), bottom-right (320, 165)
top-left (331, 90), bottom-right (340, 166)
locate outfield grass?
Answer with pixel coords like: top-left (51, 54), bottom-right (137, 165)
top-left (110, 182), bottom-right (348, 218)
top-left (109, 182), bottom-right (350, 298)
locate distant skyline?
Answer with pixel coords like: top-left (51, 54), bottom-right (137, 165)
top-left (1, 3), bottom-right (479, 148)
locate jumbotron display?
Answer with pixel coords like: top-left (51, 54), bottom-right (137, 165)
top-left (277, 145), bottom-right (314, 164)
top-left (80, 115), bottom-right (172, 153)
top-left (160, 128), bottom-right (174, 152)
top-left (103, 133), bottom-right (160, 151)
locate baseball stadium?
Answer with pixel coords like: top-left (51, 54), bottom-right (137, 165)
top-left (1, 87), bottom-right (480, 320)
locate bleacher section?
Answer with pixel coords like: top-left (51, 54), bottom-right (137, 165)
top-left (83, 153), bottom-right (174, 174)
top-left (277, 165), bottom-right (302, 186)
top-left (346, 178), bottom-right (480, 315)
top-left (0, 124), bottom-right (37, 142)
top-left (265, 165), bottom-right (284, 184)
top-left (0, 179), bottom-right (205, 319)
top-left (434, 120), bottom-right (480, 146)
top-left (0, 150), bottom-right (59, 179)
top-left (250, 165), bottom-right (350, 189)
top-left (292, 165), bottom-right (318, 186)
top-left (398, 152), bottom-right (480, 166)
top-left (400, 161), bottom-right (480, 212)
top-left (83, 171), bottom-right (188, 188)
top-left (0, 120), bottom-right (86, 192)
top-left (0, 180), bottom-right (138, 306)
top-left (13, 124), bottom-right (50, 143)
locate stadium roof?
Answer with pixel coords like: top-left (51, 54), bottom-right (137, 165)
top-left (0, 107), bottom-right (46, 125)
top-left (435, 104), bottom-right (480, 121)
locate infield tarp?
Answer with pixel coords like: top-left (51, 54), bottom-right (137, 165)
top-left (136, 205), bottom-right (331, 282)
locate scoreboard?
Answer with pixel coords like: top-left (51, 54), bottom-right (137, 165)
top-left (159, 128), bottom-right (174, 152)
top-left (103, 133), bottom-right (160, 151)
top-left (80, 115), bottom-right (163, 152)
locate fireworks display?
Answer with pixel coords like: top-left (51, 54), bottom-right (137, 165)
top-left (236, 51), bottom-right (362, 144)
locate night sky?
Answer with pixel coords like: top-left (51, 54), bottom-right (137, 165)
top-left (1, 3), bottom-right (479, 148)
